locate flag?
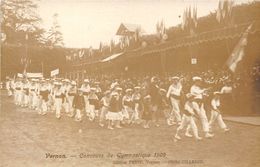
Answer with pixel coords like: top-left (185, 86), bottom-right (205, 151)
top-left (110, 39), bottom-right (114, 53)
top-left (73, 52), bottom-right (77, 60)
top-left (188, 6), bottom-right (192, 26)
top-left (216, 0), bottom-right (233, 23)
top-left (89, 46), bottom-right (93, 57)
top-left (182, 8), bottom-right (186, 30)
top-left (79, 49), bottom-right (84, 58)
top-left (193, 5), bottom-right (198, 28)
top-left (226, 24), bottom-right (252, 72)
top-left (99, 42), bottom-right (103, 53)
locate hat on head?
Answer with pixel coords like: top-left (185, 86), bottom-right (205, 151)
top-left (213, 91), bottom-right (221, 95)
top-left (126, 88), bottom-right (133, 93)
top-left (192, 76), bottom-right (202, 81)
top-left (84, 79), bottom-right (89, 83)
top-left (171, 76), bottom-right (180, 81)
top-left (144, 95), bottom-right (151, 99)
top-left (111, 91), bottom-right (119, 96)
top-left (134, 86), bottom-right (141, 90)
top-left (159, 88), bottom-right (166, 93)
top-left (116, 87), bottom-right (122, 91)
top-left (71, 81), bottom-right (76, 85)
top-left (90, 87), bottom-right (96, 91)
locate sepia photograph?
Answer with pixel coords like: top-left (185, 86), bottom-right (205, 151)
top-left (0, 0), bottom-right (260, 166)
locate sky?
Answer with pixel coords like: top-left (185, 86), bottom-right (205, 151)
top-left (38, 0), bottom-right (253, 49)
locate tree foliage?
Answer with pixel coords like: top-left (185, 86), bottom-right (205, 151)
top-left (43, 13), bottom-right (64, 47)
top-left (1, 0), bottom-right (44, 45)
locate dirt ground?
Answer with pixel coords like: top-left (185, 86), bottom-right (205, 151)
top-left (0, 91), bottom-right (260, 167)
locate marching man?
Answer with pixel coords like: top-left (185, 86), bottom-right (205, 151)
top-left (53, 82), bottom-right (64, 119)
top-left (122, 89), bottom-right (134, 124)
top-left (166, 76), bottom-right (183, 125)
top-left (190, 76), bottom-right (214, 138)
top-left (29, 79), bottom-right (38, 110)
top-left (14, 77), bottom-right (23, 106)
top-left (22, 79), bottom-right (30, 107)
top-left (208, 92), bottom-right (230, 132)
top-left (174, 93), bottom-right (202, 141)
top-left (73, 88), bottom-right (85, 122)
top-left (39, 80), bottom-right (50, 115)
top-left (99, 90), bottom-right (111, 127)
top-left (132, 86), bottom-right (142, 124)
top-left (81, 79), bottom-right (91, 117)
top-left (6, 77), bottom-right (13, 97)
top-left (88, 87), bottom-right (99, 121)
top-left (67, 81), bottom-right (77, 117)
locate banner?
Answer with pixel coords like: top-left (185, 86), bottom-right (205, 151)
top-left (17, 73), bottom-right (43, 78)
top-left (26, 73), bottom-right (43, 78)
top-left (191, 58), bottom-right (197, 65)
top-left (51, 69), bottom-right (59, 77)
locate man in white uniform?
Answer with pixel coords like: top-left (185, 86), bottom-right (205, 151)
top-left (53, 82), bottom-right (64, 119)
top-left (167, 76), bottom-right (183, 125)
top-left (81, 79), bottom-right (91, 116)
top-left (190, 76), bottom-right (214, 138)
top-left (208, 92), bottom-right (230, 132)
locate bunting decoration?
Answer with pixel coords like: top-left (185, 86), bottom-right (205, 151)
top-left (89, 46), bottom-right (93, 57)
top-left (99, 42), bottom-right (103, 53)
top-left (216, 0), bottom-right (233, 23)
top-left (78, 49), bottom-right (85, 58)
top-left (182, 5), bottom-right (198, 35)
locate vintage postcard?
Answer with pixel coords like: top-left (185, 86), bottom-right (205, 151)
top-left (0, 0), bottom-right (259, 166)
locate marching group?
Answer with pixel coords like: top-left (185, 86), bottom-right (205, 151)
top-left (5, 74), bottom-right (230, 141)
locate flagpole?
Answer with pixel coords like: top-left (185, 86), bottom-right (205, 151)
top-left (41, 62), bottom-right (44, 77)
top-left (24, 33), bottom-right (28, 76)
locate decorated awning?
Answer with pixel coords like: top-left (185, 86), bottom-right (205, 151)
top-left (100, 52), bottom-right (123, 62)
top-left (74, 21), bottom-right (260, 67)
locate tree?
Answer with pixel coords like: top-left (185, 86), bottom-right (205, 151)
top-left (1, 0), bottom-right (44, 45)
top-left (44, 13), bottom-right (64, 47)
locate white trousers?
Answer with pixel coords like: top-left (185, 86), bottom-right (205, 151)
top-left (100, 106), bottom-right (108, 122)
top-left (7, 89), bottom-right (13, 96)
top-left (88, 104), bottom-right (96, 119)
top-left (209, 110), bottom-right (227, 129)
top-left (170, 97), bottom-right (182, 123)
top-left (23, 94), bottom-right (29, 106)
top-left (84, 96), bottom-right (90, 113)
top-left (177, 114), bottom-right (199, 138)
top-left (134, 103), bottom-right (140, 120)
top-left (15, 90), bottom-right (23, 105)
top-left (54, 98), bottom-right (62, 117)
top-left (41, 100), bottom-right (48, 113)
top-left (75, 109), bottom-right (82, 120)
top-left (67, 96), bottom-right (75, 113)
top-left (192, 102), bottom-right (210, 132)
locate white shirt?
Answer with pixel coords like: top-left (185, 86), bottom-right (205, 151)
top-left (166, 83), bottom-right (182, 98)
top-left (211, 98), bottom-right (220, 110)
top-left (81, 84), bottom-right (90, 93)
top-left (190, 85), bottom-right (205, 99)
top-left (221, 86), bottom-right (232, 94)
